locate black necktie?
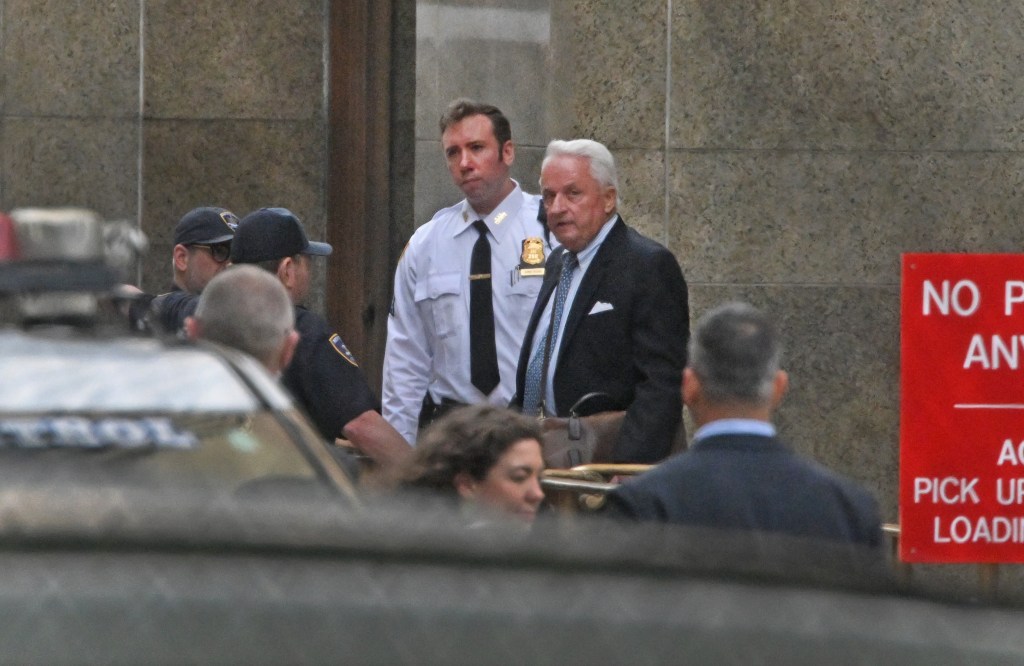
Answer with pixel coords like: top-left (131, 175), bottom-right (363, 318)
top-left (470, 220), bottom-right (499, 395)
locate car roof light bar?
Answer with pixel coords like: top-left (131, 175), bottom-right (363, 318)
top-left (0, 208), bottom-right (118, 295)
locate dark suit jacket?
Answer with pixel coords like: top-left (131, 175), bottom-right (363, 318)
top-left (603, 433), bottom-right (883, 548)
top-left (513, 218), bottom-right (689, 462)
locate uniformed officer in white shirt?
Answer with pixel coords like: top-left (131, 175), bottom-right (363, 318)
top-left (383, 98), bottom-right (553, 445)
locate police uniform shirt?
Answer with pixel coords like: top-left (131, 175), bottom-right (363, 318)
top-left (284, 306), bottom-right (376, 442)
top-left (383, 183), bottom-right (550, 445)
top-left (147, 287), bottom-right (199, 335)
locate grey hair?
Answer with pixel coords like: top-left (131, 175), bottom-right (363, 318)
top-left (194, 265), bottom-right (294, 367)
top-left (688, 302), bottom-right (781, 405)
top-left (541, 139), bottom-right (620, 205)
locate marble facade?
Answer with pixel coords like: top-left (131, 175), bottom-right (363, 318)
top-left (415, 1), bottom-right (1024, 535)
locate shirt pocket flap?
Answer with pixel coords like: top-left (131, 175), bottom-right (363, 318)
top-left (415, 271), bottom-right (462, 302)
top-left (509, 274), bottom-right (543, 299)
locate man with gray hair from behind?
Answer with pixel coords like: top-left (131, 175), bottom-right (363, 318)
top-left (603, 301), bottom-right (883, 549)
top-left (185, 265), bottom-right (298, 377)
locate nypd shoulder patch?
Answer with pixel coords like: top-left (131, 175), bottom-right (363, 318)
top-left (329, 333), bottom-right (359, 367)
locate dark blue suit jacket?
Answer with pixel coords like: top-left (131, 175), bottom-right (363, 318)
top-left (513, 218), bottom-right (689, 463)
top-left (603, 433), bottom-right (883, 548)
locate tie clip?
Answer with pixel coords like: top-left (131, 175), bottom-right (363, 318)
top-left (469, 273), bottom-right (491, 281)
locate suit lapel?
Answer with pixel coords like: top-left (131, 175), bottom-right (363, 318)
top-left (555, 219), bottom-right (626, 364)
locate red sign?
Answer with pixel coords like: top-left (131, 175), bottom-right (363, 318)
top-left (901, 254), bottom-right (1024, 562)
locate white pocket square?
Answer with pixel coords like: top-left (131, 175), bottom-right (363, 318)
top-left (588, 301), bottom-right (614, 315)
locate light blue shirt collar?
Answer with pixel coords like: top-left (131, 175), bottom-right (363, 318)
top-left (693, 418), bottom-right (776, 442)
top-left (573, 213), bottom-right (618, 269)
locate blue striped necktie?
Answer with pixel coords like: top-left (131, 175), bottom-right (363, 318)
top-left (522, 251), bottom-right (578, 416)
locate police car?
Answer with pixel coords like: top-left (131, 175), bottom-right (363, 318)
top-left (0, 207), bottom-right (356, 501)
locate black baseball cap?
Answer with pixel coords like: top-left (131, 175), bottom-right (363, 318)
top-left (230, 207), bottom-right (332, 264)
top-left (173, 207), bottom-right (239, 246)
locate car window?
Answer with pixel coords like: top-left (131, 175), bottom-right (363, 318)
top-left (0, 330), bottom-right (337, 496)
top-left (0, 332), bottom-right (258, 412)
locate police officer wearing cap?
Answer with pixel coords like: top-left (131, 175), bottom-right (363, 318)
top-left (231, 207), bottom-right (411, 469)
top-left (136, 206), bottom-right (239, 333)
top-left (382, 99), bottom-right (552, 445)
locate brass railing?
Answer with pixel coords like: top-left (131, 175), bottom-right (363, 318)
top-left (542, 464), bottom-right (651, 511)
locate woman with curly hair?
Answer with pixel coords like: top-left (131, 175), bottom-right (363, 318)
top-left (395, 404), bottom-right (545, 523)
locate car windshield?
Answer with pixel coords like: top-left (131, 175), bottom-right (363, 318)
top-left (0, 332), bottom-right (257, 412)
top-left (0, 330), bottom-right (331, 495)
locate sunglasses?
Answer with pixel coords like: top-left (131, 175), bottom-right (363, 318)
top-left (190, 243), bottom-right (231, 263)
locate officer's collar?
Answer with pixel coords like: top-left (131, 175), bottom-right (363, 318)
top-left (455, 180), bottom-right (524, 241)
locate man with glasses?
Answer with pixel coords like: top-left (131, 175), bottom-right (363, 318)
top-left (175, 233), bottom-right (233, 291)
top-left (141, 206), bottom-right (239, 334)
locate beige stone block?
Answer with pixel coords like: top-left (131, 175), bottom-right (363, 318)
top-left (417, 0), bottom-right (553, 145)
top-left (513, 144), bottom-right (545, 196)
top-left (415, 39), bottom-right (443, 142)
top-left (672, 1), bottom-right (1024, 150)
top-left (668, 151), bottom-right (1024, 285)
top-left (552, 0), bottom-right (666, 150)
top-left (423, 41), bottom-right (552, 147)
top-left (2, 0), bottom-right (139, 116)
top-left (144, 0), bottom-right (324, 119)
top-left (140, 120), bottom-right (326, 300)
top-left (1, 117), bottom-right (138, 219)
top-left (687, 284), bottom-right (901, 521)
top-left (413, 140), bottom-right (462, 230)
top-left (615, 149), bottom-right (667, 246)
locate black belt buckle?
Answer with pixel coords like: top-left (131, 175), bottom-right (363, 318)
top-left (418, 395), bottom-right (465, 430)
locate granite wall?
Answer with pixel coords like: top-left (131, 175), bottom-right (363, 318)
top-left (415, 0), bottom-right (1024, 580)
top-left (0, 0), bottom-right (331, 310)
top-left (3, 0), bottom-right (1023, 591)
top-left (414, 0), bottom-right (554, 230)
